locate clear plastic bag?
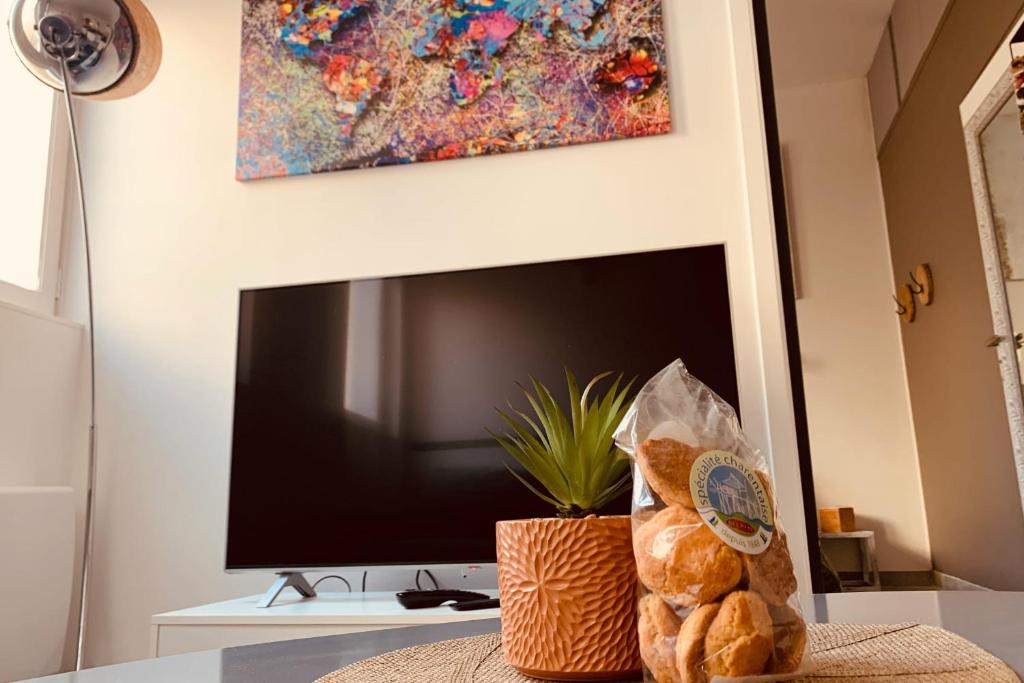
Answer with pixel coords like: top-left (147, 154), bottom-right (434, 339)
top-left (615, 360), bottom-right (807, 683)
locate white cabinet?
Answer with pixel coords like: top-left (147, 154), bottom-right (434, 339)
top-left (867, 0), bottom-right (950, 147)
top-left (150, 591), bottom-right (500, 657)
top-left (890, 0), bottom-right (950, 95)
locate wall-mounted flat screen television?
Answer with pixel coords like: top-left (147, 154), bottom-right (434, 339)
top-left (226, 246), bottom-right (738, 570)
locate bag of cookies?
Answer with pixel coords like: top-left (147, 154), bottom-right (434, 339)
top-left (614, 360), bottom-right (807, 682)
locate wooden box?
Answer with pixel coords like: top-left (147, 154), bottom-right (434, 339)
top-left (819, 507), bottom-right (856, 533)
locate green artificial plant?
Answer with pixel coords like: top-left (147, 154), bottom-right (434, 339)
top-left (491, 370), bottom-right (635, 519)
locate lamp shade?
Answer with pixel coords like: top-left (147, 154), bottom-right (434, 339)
top-left (8, 0), bottom-right (160, 99)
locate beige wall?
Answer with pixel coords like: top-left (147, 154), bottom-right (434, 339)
top-left (777, 78), bottom-right (930, 571)
top-left (59, 0), bottom-right (806, 665)
top-left (878, 0), bottom-right (1024, 589)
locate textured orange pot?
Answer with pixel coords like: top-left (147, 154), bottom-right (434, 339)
top-left (496, 516), bottom-right (642, 681)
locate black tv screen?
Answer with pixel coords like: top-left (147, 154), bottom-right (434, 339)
top-left (226, 246), bottom-right (738, 569)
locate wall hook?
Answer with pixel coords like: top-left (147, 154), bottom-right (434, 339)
top-left (894, 285), bottom-right (916, 323)
top-left (908, 272), bottom-right (924, 294)
top-left (912, 263), bottom-right (934, 305)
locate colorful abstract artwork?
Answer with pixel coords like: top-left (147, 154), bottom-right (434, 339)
top-left (236, 0), bottom-right (671, 180)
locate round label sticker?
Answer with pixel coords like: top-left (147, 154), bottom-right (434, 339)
top-left (689, 450), bottom-right (774, 554)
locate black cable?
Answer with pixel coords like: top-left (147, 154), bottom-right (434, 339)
top-left (312, 575), bottom-right (352, 592)
top-left (416, 569), bottom-right (440, 590)
top-left (361, 571), bottom-right (367, 592)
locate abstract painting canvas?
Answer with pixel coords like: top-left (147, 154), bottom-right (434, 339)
top-left (236, 1), bottom-right (672, 180)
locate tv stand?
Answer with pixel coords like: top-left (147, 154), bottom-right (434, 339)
top-left (257, 572), bottom-right (317, 608)
top-left (150, 590), bottom-right (500, 657)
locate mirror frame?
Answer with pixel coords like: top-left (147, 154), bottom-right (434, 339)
top-left (963, 67), bottom-right (1024, 516)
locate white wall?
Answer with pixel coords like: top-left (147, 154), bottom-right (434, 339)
top-left (60, 0), bottom-right (805, 665)
top-left (777, 78), bottom-right (931, 570)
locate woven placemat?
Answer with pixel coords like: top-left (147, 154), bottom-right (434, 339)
top-left (314, 623), bottom-right (1020, 683)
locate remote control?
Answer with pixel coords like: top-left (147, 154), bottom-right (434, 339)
top-left (395, 589), bottom-right (491, 609)
top-left (449, 598), bottom-right (500, 611)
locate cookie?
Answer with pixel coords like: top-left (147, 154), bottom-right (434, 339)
top-left (675, 603), bottom-right (721, 683)
top-left (636, 438), bottom-right (704, 508)
top-left (767, 603), bottom-right (807, 674)
top-left (634, 506), bottom-right (742, 607)
top-left (703, 591), bottom-right (773, 677)
top-left (743, 530), bottom-right (798, 605)
top-left (638, 594), bottom-right (683, 683)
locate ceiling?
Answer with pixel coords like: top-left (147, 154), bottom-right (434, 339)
top-left (767, 0), bottom-right (896, 89)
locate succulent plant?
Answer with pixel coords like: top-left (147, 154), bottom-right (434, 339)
top-left (492, 370), bottom-right (635, 518)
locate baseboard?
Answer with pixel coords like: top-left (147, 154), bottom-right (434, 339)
top-left (934, 571), bottom-right (992, 591)
top-left (832, 570), bottom-right (991, 592)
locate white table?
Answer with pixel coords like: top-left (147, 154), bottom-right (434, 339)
top-left (150, 590), bottom-right (500, 657)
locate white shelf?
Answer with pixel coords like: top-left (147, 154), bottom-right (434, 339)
top-left (820, 531), bottom-right (875, 539)
top-left (153, 590), bottom-right (500, 625)
top-left (150, 591), bottom-right (500, 657)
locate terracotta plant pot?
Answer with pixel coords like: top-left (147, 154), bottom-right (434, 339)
top-left (496, 516), bottom-right (641, 681)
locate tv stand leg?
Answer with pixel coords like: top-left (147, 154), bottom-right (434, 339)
top-left (256, 572), bottom-right (317, 608)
